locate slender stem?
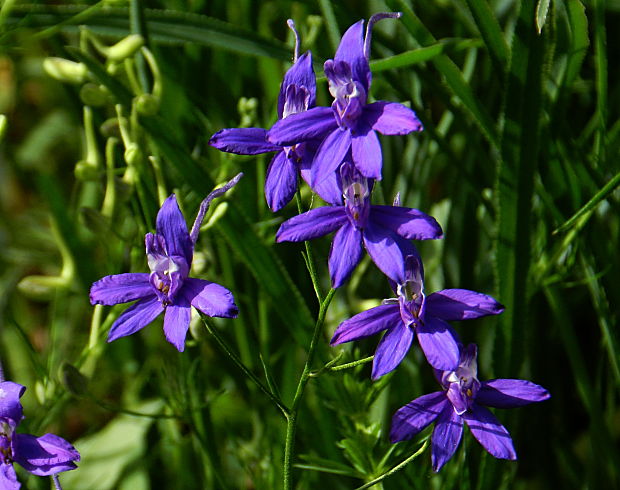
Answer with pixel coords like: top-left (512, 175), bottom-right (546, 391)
top-left (294, 190), bottom-right (322, 302)
top-left (353, 440), bottom-right (429, 490)
top-left (52, 475), bottom-right (63, 490)
top-left (328, 355), bottom-right (374, 372)
top-left (283, 288), bottom-right (336, 489)
top-left (201, 316), bottom-right (289, 418)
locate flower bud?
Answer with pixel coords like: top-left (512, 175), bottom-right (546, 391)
top-left (80, 83), bottom-right (109, 107)
top-left (107, 34), bottom-right (144, 62)
top-left (17, 275), bottom-right (70, 301)
top-left (100, 117), bottom-right (121, 138)
top-left (43, 57), bottom-right (87, 84)
top-left (134, 93), bottom-right (159, 116)
top-left (60, 362), bottom-right (89, 397)
top-left (0, 115), bottom-right (6, 141)
top-left (124, 143), bottom-right (142, 166)
top-left (74, 160), bottom-right (101, 181)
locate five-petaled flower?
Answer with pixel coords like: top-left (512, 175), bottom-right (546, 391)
top-left (0, 381), bottom-right (80, 489)
top-left (268, 13), bottom-right (423, 187)
top-left (390, 344), bottom-right (550, 472)
top-left (209, 21), bottom-right (330, 211)
top-left (90, 182), bottom-right (240, 352)
top-left (331, 254), bottom-right (504, 377)
top-left (276, 163), bottom-right (442, 288)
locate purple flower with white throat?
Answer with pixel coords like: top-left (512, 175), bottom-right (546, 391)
top-left (90, 175), bottom-right (241, 352)
top-left (331, 255), bottom-right (504, 378)
top-left (268, 13), bottom-right (423, 186)
top-left (276, 162), bottom-right (442, 288)
top-left (0, 381), bottom-right (80, 489)
top-left (208, 20), bottom-right (337, 210)
top-left (390, 344), bottom-right (550, 472)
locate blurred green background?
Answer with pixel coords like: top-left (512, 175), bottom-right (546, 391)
top-left (0, 0), bottom-right (618, 488)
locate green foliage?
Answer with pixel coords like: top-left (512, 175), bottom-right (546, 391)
top-left (0, 0), bottom-right (618, 488)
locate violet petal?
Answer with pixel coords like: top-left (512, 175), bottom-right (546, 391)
top-left (334, 20), bottom-right (371, 93)
top-left (183, 278), bottom-right (239, 319)
top-left (13, 433), bottom-right (79, 476)
top-left (390, 392), bottom-right (448, 443)
top-left (163, 300), bottom-right (192, 353)
top-left (276, 207), bottom-right (347, 243)
top-left (369, 205), bottom-right (443, 240)
top-left (268, 107), bottom-right (337, 146)
top-left (371, 321), bottom-right (414, 379)
top-left (431, 403), bottom-right (463, 472)
top-left (89, 273), bottom-right (152, 306)
top-left (331, 303), bottom-right (401, 345)
top-left (0, 463), bottom-right (19, 490)
top-left (278, 51), bottom-right (316, 118)
top-left (328, 222), bottom-right (363, 288)
top-left (311, 128), bottom-right (352, 187)
top-left (351, 125), bottom-right (382, 180)
top-left (416, 316), bottom-right (459, 370)
top-left (156, 195), bottom-right (193, 266)
top-left (365, 101), bottom-right (423, 135)
top-left (107, 295), bottom-right (164, 342)
top-left (265, 151), bottom-right (298, 212)
top-left (363, 222), bottom-right (410, 283)
top-left (209, 127), bottom-right (280, 155)
top-left (477, 379), bottom-right (550, 408)
top-left (463, 405), bottom-right (517, 460)
top-left (0, 382), bottom-right (25, 424)
top-left (425, 289), bottom-right (504, 321)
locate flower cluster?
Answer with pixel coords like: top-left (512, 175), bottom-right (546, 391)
top-left (209, 14), bottom-right (550, 472)
top-left (0, 382), bottom-right (80, 488)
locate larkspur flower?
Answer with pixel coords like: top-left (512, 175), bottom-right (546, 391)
top-left (331, 255), bottom-right (504, 377)
top-left (90, 176), bottom-right (241, 352)
top-left (390, 344), bottom-right (550, 472)
top-left (0, 381), bottom-right (80, 489)
top-left (268, 13), bottom-right (423, 186)
top-left (209, 21), bottom-right (341, 210)
top-left (276, 162), bottom-right (442, 288)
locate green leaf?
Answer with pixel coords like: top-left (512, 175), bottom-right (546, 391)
top-left (495, 1), bottom-right (550, 374)
top-left (536, 0), bottom-right (551, 34)
top-left (5, 5), bottom-right (292, 61)
top-left (386, 0), bottom-right (499, 149)
top-left (464, 0), bottom-right (509, 71)
top-left (564, 0), bottom-right (589, 87)
top-left (61, 400), bottom-right (163, 490)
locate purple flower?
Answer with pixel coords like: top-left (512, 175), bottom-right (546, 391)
top-left (209, 21), bottom-right (335, 210)
top-left (276, 163), bottom-right (442, 288)
top-left (331, 255), bottom-right (504, 378)
top-left (90, 178), bottom-right (241, 352)
top-left (0, 381), bottom-right (80, 489)
top-left (390, 344), bottom-right (550, 472)
top-left (268, 13), bottom-right (423, 186)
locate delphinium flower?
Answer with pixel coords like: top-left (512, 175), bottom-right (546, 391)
top-left (390, 344), bottom-right (550, 472)
top-left (90, 175), bottom-right (242, 352)
top-left (276, 162), bottom-right (442, 288)
top-left (331, 254), bottom-right (504, 377)
top-left (0, 381), bottom-right (80, 488)
top-left (209, 20), bottom-right (338, 210)
top-left (268, 13), bottom-right (423, 186)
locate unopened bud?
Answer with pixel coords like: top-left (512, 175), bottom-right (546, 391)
top-left (43, 57), bottom-right (87, 84)
top-left (75, 160), bottom-right (101, 181)
top-left (17, 275), bottom-right (70, 301)
top-left (80, 83), bottom-right (109, 107)
top-left (0, 115), bottom-right (6, 141)
top-left (60, 362), bottom-right (89, 397)
top-left (107, 34), bottom-right (144, 62)
top-left (134, 93), bottom-right (159, 116)
top-left (124, 143), bottom-right (142, 166)
top-left (100, 118), bottom-right (121, 138)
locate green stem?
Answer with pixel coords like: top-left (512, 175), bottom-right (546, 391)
top-left (283, 288), bottom-right (336, 489)
top-left (201, 315), bottom-right (289, 418)
top-left (328, 355), bottom-right (374, 372)
top-left (354, 440), bottom-right (429, 490)
top-left (295, 190), bottom-right (322, 302)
